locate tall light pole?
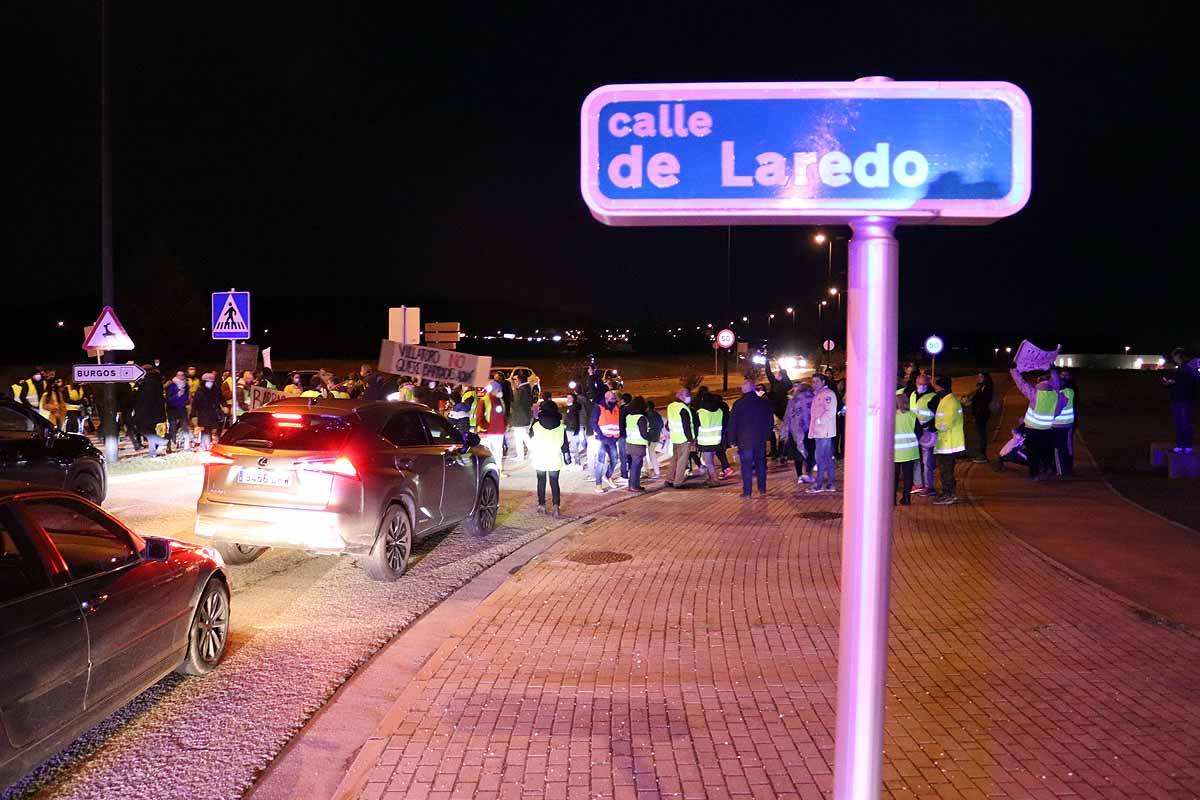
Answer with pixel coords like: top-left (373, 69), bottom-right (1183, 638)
top-left (786, 306), bottom-right (795, 329)
top-left (99, 0), bottom-right (118, 463)
top-left (830, 286), bottom-right (841, 313)
top-left (815, 232), bottom-right (832, 282)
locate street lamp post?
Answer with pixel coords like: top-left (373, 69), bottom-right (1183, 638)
top-left (786, 306), bottom-right (795, 329)
top-left (815, 232), bottom-right (832, 282)
top-left (99, 0), bottom-right (118, 464)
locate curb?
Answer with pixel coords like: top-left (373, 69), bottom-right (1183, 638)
top-left (962, 389), bottom-right (1198, 639)
top-left (244, 482), bottom-right (669, 800)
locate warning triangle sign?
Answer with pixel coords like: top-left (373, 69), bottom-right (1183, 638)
top-left (82, 306), bottom-right (135, 351)
top-left (213, 294), bottom-right (250, 335)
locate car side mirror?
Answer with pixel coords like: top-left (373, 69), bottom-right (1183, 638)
top-left (464, 431), bottom-right (481, 449)
top-left (144, 537), bottom-right (172, 561)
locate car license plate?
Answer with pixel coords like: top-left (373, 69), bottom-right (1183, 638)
top-left (237, 467), bottom-right (291, 487)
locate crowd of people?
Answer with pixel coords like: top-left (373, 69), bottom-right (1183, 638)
top-left (7, 346), bottom-right (1194, 512)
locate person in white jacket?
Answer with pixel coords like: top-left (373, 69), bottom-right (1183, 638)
top-left (807, 373), bottom-right (839, 493)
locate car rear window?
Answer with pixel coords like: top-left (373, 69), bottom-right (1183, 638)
top-left (220, 411), bottom-right (354, 451)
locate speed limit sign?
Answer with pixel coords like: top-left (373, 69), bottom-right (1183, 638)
top-left (717, 328), bottom-right (736, 349)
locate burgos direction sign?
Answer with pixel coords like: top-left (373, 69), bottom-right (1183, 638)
top-left (581, 81), bottom-right (1031, 226)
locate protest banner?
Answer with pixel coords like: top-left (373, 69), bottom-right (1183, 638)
top-left (1014, 339), bottom-right (1061, 373)
top-left (249, 385), bottom-right (286, 410)
top-left (378, 340), bottom-right (492, 387)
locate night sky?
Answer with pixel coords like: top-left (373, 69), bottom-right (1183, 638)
top-left (9, 2), bottom-right (1188, 361)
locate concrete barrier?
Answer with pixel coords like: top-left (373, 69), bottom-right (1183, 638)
top-left (1167, 450), bottom-right (1200, 479)
top-left (1150, 441), bottom-right (1174, 469)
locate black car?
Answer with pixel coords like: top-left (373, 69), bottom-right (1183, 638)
top-left (0, 484), bottom-right (229, 789)
top-left (0, 400), bottom-right (106, 505)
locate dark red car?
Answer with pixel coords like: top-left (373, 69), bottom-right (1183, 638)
top-left (0, 483), bottom-right (229, 789)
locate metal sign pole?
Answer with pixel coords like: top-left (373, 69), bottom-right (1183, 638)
top-left (833, 216), bottom-right (898, 798)
top-left (229, 288), bottom-right (239, 423)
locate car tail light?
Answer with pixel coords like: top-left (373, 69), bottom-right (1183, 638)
top-left (296, 456), bottom-right (360, 480)
top-left (200, 448), bottom-right (235, 466)
top-left (271, 412), bottom-right (302, 420)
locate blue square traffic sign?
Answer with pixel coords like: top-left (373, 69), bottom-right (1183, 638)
top-left (212, 291), bottom-right (251, 340)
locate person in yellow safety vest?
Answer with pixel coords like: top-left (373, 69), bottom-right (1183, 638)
top-left (1009, 363), bottom-right (1063, 481)
top-left (527, 402), bottom-right (567, 517)
top-left (284, 372), bottom-right (305, 396)
top-left (665, 387), bottom-right (697, 489)
top-left (300, 375), bottom-right (326, 398)
top-left (64, 381), bottom-right (86, 434)
top-left (13, 367), bottom-right (47, 415)
top-left (894, 392), bottom-right (920, 506)
top-left (695, 392), bottom-right (726, 487)
top-left (398, 379), bottom-right (416, 403)
top-left (908, 373), bottom-right (937, 496)
top-left (622, 396), bottom-right (652, 493)
top-left (1050, 367), bottom-right (1076, 477)
top-left (931, 375), bottom-right (965, 505)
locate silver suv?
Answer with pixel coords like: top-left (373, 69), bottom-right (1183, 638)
top-left (194, 398), bottom-right (499, 580)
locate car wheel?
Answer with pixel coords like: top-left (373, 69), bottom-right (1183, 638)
top-left (214, 542), bottom-right (268, 565)
top-left (361, 505), bottom-right (412, 581)
top-left (464, 474), bottom-right (499, 537)
top-left (177, 578), bottom-right (230, 675)
top-left (66, 462), bottom-right (105, 505)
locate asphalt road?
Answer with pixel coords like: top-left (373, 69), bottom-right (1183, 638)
top-left (2, 462), bottom-right (636, 800)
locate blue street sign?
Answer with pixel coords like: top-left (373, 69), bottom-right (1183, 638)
top-left (212, 291), bottom-right (251, 340)
top-left (581, 81), bottom-right (1031, 226)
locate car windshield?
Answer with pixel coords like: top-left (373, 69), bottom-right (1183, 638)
top-left (220, 411), bottom-right (354, 451)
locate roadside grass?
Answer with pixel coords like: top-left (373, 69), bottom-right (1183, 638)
top-left (1074, 370), bottom-right (1199, 533)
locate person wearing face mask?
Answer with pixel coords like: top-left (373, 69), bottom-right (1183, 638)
top-left (166, 370), bottom-right (192, 451)
top-left (931, 375), bottom-right (965, 504)
top-left (14, 367), bottom-right (47, 414)
top-left (185, 365), bottom-right (200, 397)
top-left (590, 390), bottom-right (625, 492)
top-left (284, 372), bottom-right (305, 396)
top-left (193, 372), bottom-right (225, 450)
top-left (132, 366), bottom-right (168, 457)
top-left (40, 377), bottom-right (67, 429)
top-left (563, 391), bottom-right (587, 471)
top-left (666, 387), bottom-right (697, 488)
top-left (807, 373), bottom-right (839, 493)
top-left (909, 373), bottom-right (937, 496)
top-left (781, 382), bottom-right (815, 484)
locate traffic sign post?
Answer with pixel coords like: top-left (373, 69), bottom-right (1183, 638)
top-left (81, 306), bottom-right (135, 465)
top-left (582, 78), bottom-right (1031, 799)
top-left (82, 306), bottom-right (135, 352)
top-left (717, 328), bottom-right (735, 390)
top-left (213, 290), bottom-right (251, 421)
top-left (73, 363), bottom-right (145, 383)
top-left (924, 334), bottom-right (945, 380)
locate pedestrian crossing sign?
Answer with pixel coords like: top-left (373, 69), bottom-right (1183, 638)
top-left (212, 291), bottom-right (251, 340)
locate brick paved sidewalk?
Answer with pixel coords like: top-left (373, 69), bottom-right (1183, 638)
top-left (347, 465), bottom-right (1200, 799)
